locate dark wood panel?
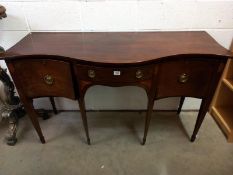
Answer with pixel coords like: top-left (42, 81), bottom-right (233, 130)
top-left (10, 59), bottom-right (75, 99)
top-left (156, 59), bottom-right (219, 98)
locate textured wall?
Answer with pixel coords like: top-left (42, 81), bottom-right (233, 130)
top-left (0, 0), bottom-right (233, 110)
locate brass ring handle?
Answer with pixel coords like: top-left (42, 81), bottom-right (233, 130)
top-left (178, 73), bottom-right (189, 83)
top-left (88, 69), bottom-right (96, 78)
top-left (136, 70), bottom-right (143, 79)
top-left (44, 74), bottom-right (54, 85)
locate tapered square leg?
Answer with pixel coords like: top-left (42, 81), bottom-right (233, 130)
top-left (142, 98), bottom-right (155, 145)
top-left (22, 98), bottom-right (45, 144)
top-left (177, 97), bottom-right (185, 114)
top-left (78, 97), bottom-right (91, 145)
top-left (49, 97), bottom-right (58, 114)
top-left (191, 98), bottom-right (209, 142)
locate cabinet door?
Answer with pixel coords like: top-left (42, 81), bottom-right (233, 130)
top-left (156, 60), bottom-right (218, 98)
top-left (11, 59), bottom-right (75, 99)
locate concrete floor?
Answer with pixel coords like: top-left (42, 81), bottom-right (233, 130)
top-left (0, 111), bottom-right (233, 175)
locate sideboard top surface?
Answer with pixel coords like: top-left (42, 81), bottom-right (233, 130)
top-left (2, 31), bottom-right (233, 64)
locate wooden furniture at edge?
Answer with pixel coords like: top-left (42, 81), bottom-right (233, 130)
top-left (1, 32), bottom-right (232, 145)
top-left (210, 42), bottom-right (233, 142)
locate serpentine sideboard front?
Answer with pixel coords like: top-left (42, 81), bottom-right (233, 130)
top-left (1, 32), bottom-right (232, 145)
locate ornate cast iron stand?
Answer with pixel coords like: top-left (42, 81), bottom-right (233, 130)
top-left (0, 66), bottom-right (25, 145)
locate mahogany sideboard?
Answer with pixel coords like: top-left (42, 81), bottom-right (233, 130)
top-left (1, 32), bottom-right (232, 145)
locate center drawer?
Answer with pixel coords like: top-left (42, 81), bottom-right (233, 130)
top-left (75, 64), bottom-right (154, 83)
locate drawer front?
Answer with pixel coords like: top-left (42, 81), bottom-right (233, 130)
top-left (156, 60), bottom-right (217, 98)
top-left (12, 59), bottom-right (75, 99)
top-left (75, 64), bottom-right (154, 83)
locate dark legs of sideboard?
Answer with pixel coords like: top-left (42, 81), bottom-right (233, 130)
top-left (142, 98), bottom-right (155, 145)
top-left (49, 97), bottom-right (58, 114)
top-left (177, 96), bottom-right (185, 114)
top-left (23, 98), bottom-right (45, 143)
top-left (78, 97), bottom-right (91, 145)
top-left (191, 98), bottom-right (209, 142)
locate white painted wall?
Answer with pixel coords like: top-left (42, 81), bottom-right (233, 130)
top-left (0, 0), bottom-right (233, 110)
